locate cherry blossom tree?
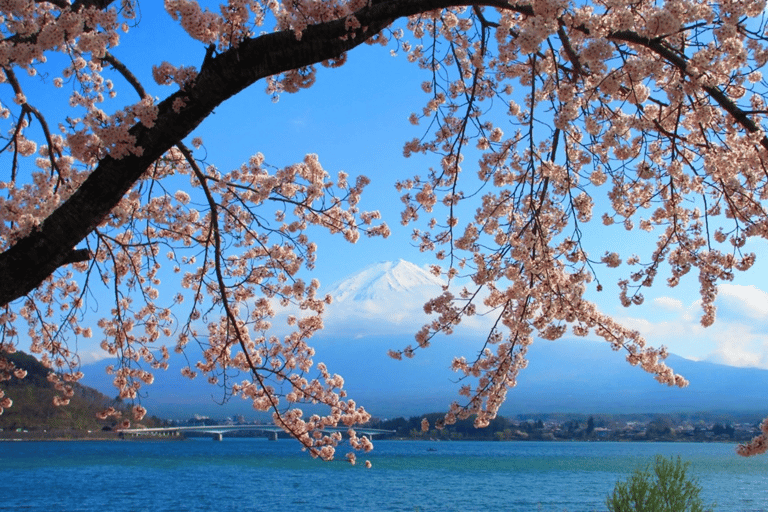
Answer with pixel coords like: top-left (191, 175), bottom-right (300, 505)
top-left (1, 0), bottom-right (768, 460)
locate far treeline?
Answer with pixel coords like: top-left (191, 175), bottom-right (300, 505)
top-left (364, 412), bottom-right (763, 443)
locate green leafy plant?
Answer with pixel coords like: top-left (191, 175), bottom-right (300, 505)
top-left (606, 455), bottom-right (714, 512)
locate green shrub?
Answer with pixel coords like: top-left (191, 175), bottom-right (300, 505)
top-left (606, 455), bottom-right (714, 512)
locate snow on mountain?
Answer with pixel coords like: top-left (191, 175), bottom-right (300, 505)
top-left (322, 260), bottom-right (446, 334)
top-left (329, 259), bottom-right (444, 302)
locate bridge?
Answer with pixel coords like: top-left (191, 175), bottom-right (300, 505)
top-left (117, 424), bottom-right (395, 441)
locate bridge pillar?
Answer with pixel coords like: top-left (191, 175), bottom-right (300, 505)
top-left (268, 431), bottom-right (278, 441)
top-left (213, 433), bottom-right (223, 441)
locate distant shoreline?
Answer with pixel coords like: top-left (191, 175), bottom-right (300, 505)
top-left (0, 432), bottom-right (747, 444)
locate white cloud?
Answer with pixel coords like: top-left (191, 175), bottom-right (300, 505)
top-left (707, 334), bottom-right (767, 368)
top-left (618, 315), bottom-right (693, 339)
top-left (323, 289), bottom-right (436, 335)
top-left (614, 285), bottom-right (768, 370)
top-left (651, 296), bottom-right (683, 312)
top-left (718, 283), bottom-right (768, 320)
top-left (77, 349), bottom-right (112, 365)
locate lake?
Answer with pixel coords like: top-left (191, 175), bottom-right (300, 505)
top-left (1, 439), bottom-right (767, 511)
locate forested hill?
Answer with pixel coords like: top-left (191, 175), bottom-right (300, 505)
top-left (0, 351), bottom-right (135, 435)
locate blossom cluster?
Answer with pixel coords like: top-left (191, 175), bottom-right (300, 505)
top-left (738, 419), bottom-right (768, 456)
top-left (391, 0), bottom-right (768, 445)
top-left (2, 0), bottom-right (768, 464)
top-left (0, 0), bottom-right (394, 458)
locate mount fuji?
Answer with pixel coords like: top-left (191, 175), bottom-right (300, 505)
top-left (78, 259), bottom-right (768, 420)
top-left (319, 259), bottom-right (446, 335)
top-left (329, 259), bottom-right (444, 302)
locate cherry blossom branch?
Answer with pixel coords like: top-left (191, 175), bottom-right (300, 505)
top-left (1, 0), bottom-right (766, 456)
top-left (2, 67), bottom-right (61, 180)
top-left (101, 52), bottom-right (149, 100)
top-left (606, 31), bottom-right (768, 151)
top-left (176, 142), bottom-right (283, 413)
top-left (0, 0), bottom-right (531, 308)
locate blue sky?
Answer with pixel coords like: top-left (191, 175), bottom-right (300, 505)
top-left (14, 2), bottom-right (768, 377)
top-left (122, 3), bottom-right (435, 280)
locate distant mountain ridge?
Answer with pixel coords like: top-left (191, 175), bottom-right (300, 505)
top-left (77, 259), bottom-right (768, 419)
top-left (310, 334), bottom-right (768, 418)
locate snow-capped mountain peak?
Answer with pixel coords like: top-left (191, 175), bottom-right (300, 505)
top-left (319, 260), bottom-right (447, 332)
top-left (328, 259), bottom-right (445, 303)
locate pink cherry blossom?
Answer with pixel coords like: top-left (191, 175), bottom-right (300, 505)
top-left (0, 0), bottom-right (767, 462)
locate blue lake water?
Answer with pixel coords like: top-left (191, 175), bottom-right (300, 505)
top-left (1, 439), bottom-right (767, 511)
